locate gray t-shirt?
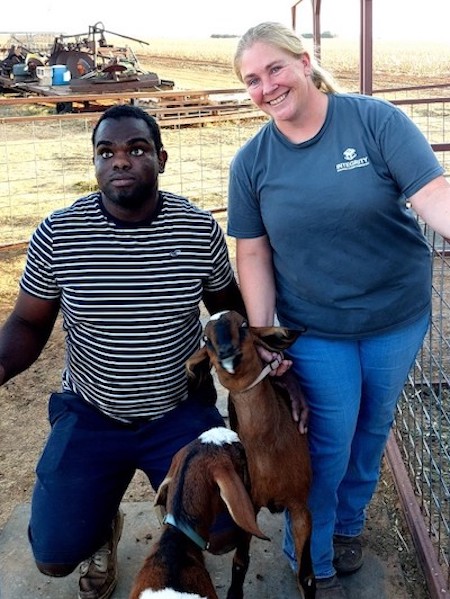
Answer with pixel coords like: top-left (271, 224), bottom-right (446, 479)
top-left (228, 93), bottom-right (443, 338)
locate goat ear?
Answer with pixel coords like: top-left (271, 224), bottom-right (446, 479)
top-left (154, 476), bottom-right (170, 508)
top-left (154, 475), bottom-right (171, 525)
top-left (213, 465), bottom-right (270, 541)
top-left (250, 326), bottom-right (304, 351)
top-left (186, 346), bottom-right (210, 378)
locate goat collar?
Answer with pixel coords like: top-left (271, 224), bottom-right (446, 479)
top-left (243, 355), bottom-right (282, 391)
top-left (163, 513), bottom-right (209, 550)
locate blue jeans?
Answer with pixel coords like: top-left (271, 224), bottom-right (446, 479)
top-left (29, 389), bottom-right (224, 566)
top-left (283, 312), bottom-right (429, 579)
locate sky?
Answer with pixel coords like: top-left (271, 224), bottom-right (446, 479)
top-left (1, 0), bottom-right (449, 42)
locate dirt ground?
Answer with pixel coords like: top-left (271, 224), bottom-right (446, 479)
top-left (0, 58), bottom-right (433, 598)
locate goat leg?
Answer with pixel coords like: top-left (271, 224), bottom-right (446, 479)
top-left (298, 535), bottom-right (315, 599)
top-left (289, 504), bottom-right (315, 598)
top-left (226, 531), bottom-right (252, 599)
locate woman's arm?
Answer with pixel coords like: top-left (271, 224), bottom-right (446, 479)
top-left (236, 235), bottom-right (276, 327)
top-left (409, 175), bottom-right (450, 241)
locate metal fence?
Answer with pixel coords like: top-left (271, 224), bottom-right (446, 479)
top-left (1, 91), bottom-right (450, 595)
top-left (0, 103), bottom-right (267, 248)
top-left (376, 89), bottom-right (450, 596)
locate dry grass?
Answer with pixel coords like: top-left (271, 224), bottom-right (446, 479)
top-left (3, 32), bottom-right (448, 90)
top-left (132, 36), bottom-right (450, 90)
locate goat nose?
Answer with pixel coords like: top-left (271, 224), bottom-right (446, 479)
top-left (219, 353), bottom-right (242, 374)
top-left (221, 357), bottom-right (236, 374)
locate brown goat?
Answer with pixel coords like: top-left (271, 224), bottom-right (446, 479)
top-left (129, 427), bottom-right (269, 599)
top-left (187, 311), bottom-right (314, 599)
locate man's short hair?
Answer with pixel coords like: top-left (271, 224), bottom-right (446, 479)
top-left (91, 104), bottom-right (163, 151)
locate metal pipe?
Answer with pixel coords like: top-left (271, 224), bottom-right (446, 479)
top-left (385, 431), bottom-right (449, 598)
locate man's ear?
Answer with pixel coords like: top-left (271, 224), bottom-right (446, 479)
top-left (159, 148), bottom-right (168, 173)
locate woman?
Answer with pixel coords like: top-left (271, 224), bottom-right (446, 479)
top-left (227, 21), bottom-right (450, 598)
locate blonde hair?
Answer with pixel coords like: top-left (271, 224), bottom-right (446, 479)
top-left (233, 21), bottom-right (340, 94)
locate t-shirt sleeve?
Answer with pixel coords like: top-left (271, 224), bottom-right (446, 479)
top-left (204, 217), bottom-right (235, 292)
top-left (227, 151), bottom-right (267, 239)
top-left (379, 106), bottom-right (444, 198)
top-left (20, 218), bottom-right (60, 300)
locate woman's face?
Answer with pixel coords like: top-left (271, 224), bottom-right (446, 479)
top-left (239, 41), bottom-right (313, 124)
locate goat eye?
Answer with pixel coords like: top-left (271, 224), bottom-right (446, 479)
top-left (239, 321), bottom-right (249, 341)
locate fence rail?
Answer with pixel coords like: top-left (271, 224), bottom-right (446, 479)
top-left (1, 88), bottom-right (450, 595)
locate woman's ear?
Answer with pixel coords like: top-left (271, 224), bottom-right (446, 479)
top-left (300, 52), bottom-right (312, 75)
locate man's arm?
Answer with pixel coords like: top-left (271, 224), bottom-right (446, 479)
top-left (202, 276), bottom-right (247, 317)
top-left (0, 290), bottom-right (60, 385)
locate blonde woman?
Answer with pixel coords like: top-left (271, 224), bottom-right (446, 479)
top-left (228, 21), bottom-right (450, 598)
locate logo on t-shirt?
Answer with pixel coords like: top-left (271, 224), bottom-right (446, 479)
top-left (336, 148), bottom-right (370, 172)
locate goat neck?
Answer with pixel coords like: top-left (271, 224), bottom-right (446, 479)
top-left (210, 340), bottom-right (267, 395)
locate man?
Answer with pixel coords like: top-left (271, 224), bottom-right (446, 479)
top-left (0, 104), bottom-right (249, 599)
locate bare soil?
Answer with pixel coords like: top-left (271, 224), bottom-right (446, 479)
top-left (0, 56), bottom-right (433, 598)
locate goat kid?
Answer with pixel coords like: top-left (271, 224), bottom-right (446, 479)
top-left (187, 311), bottom-right (314, 599)
top-left (129, 426), bottom-right (269, 599)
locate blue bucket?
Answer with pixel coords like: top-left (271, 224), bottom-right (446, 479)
top-left (52, 65), bottom-right (71, 86)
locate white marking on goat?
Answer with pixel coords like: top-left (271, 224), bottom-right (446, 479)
top-left (209, 310), bottom-right (230, 321)
top-left (220, 356), bottom-right (235, 374)
top-left (199, 427), bottom-right (240, 446)
top-left (139, 589), bottom-right (207, 599)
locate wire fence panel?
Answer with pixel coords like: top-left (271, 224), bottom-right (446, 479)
top-left (0, 109), bottom-right (267, 247)
top-left (394, 230), bottom-right (450, 590)
top-left (377, 90), bottom-right (450, 592)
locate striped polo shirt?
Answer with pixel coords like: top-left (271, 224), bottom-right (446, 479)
top-left (20, 191), bottom-right (234, 421)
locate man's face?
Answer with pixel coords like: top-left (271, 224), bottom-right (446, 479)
top-left (93, 116), bottom-right (167, 214)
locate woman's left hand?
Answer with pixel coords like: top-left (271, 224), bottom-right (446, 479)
top-left (255, 345), bottom-right (292, 376)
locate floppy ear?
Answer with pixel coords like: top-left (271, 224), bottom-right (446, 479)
top-left (212, 463), bottom-right (270, 542)
top-left (154, 445), bottom-right (187, 523)
top-left (154, 476), bottom-right (170, 525)
top-left (250, 326), bottom-right (305, 352)
top-left (186, 346), bottom-right (210, 379)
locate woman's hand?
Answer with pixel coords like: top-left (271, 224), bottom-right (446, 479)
top-left (255, 346), bottom-right (309, 433)
top-left (255, 345), bottom-right (292, 376)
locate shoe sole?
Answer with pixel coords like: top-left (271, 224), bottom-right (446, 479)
top-left (334, 559), bottom-right (364, 574)
top-left (78, 578), bottom-right (118, 599)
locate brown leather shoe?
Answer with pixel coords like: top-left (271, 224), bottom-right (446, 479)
top-left (78, 510), bottom-right (124, 599)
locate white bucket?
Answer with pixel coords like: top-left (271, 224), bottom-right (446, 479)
top-left (36, 66), bottom-right (53, 86)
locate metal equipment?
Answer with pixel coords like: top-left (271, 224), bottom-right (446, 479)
top-left (0, 23), bottom-right (175, 100)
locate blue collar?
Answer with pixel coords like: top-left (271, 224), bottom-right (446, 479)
top-left (163, 513), bottom-right (209, 550)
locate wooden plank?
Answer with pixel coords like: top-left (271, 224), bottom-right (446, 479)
top-left (0, 87), bottom-right (248, 105)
